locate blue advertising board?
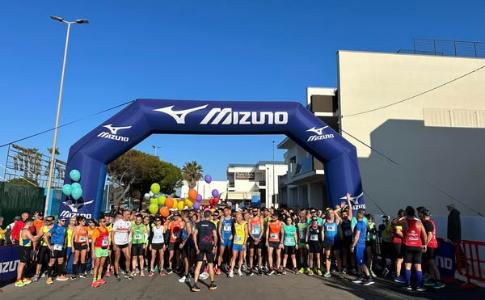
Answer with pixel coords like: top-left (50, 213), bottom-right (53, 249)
top-left (0, 246), bottom-right (19, 284)
top-left (435, 238), bottom-right (456, 282)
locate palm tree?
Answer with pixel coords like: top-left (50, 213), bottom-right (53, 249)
top-left (182, 161), bottom-right (203, 189)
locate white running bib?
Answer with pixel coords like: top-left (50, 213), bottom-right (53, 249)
top-left (310, 234), bottom-right (319, 241)
top-left (53, 244), bottom-right (63, 251)
top-left (79, 236), bottom-right (87, 243)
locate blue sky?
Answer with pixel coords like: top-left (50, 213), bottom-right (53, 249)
top-left (1, 1), bottom-right (484, 180)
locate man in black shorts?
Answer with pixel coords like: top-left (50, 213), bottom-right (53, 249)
top-left (191, 210), bottom-right (217, 292)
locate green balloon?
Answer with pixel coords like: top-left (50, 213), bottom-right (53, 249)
top-left (148, 203), bottom-right (158, 214)
top-left (158, 195), bottom-right (166, 206)
top-left (150, 183), bottom-right (160, 194)
top-left (69, 169), bottom-right (81, 182)
top-left (150, 198), bottom-right (158, 205)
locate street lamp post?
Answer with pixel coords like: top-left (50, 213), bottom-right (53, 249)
top-left (152, 145), bottom-right (162, 157)
top-left (44, 16), bottom-right (89, 216)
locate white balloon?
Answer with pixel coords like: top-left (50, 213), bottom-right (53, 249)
top-left (144, 193), bottom-right (150, 200)
top-left (149, 191), bottom-right (154, 197)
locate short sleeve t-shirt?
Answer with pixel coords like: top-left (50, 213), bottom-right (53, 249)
top-left (113, 219), bottom-right (131, 245)
top-left (196, 220), bottom-right (216, 247)
top-left (354, 220), bottom-right (367, 246)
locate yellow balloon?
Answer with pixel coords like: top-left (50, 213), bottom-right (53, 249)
top-left (172, 199), bottom-right (178, 209)
top-left (185, 199), bottom-right (193, 208)
top-left (177, 200), bottom-right (185, 210)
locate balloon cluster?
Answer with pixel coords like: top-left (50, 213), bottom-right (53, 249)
top-left (62, 169), bottom-right (83, 200)
top-left (144, 174), bottom-right (221, 215)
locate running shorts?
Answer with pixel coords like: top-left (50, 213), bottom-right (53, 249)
top-left (284, 246), bottom-right (296, 255)
top-left (404, 246), bottom-right (422, 264)
top-left (248, 237), bottom-right (264, 249)
top-left (196, 244), bottom-right (215, 262)
top-left (151, 243), bottom-right (164, 251)
top-left (426, 247), bottom-right (436, 260)
top-left (308, 241), bottom-right (322, 254)
top-left (355, 245), bottom-right (366, 266)
top-left (220, 238), bottom-right (232, 248)
top-left (74, 242), bottom-right (88, 251)
top-left (131, 244), bottom-right (144, 256)
top-left (268, 241), bottom-right (280, 249)
top-left (115, 243), bottom-right (129, 249)
top-left (168, 242), bottom-right (180, 251)
top-left (393, 243), bottom-right (405, 259)
top-left (95, 248), bottom-right (109, 258)
top-left (232, 244), bottom-right (244, 252)
top-left (18, 246), bottom-right (32, 263)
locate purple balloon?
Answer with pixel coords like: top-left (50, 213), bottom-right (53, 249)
top-left (204, 175), bottom-right (212, 184)
top-left (193, 202), bottom-right (200, 210)
top-left (211, 189), bottom-right (219, 198)
top-left (196, 194), bottom-right (202, 202)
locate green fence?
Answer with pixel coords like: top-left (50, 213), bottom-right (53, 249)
top-left (0, 182), bottom-right (45, 225)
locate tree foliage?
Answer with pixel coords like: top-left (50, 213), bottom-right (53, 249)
top-left (181, 161), bottom-right (203, 189)
top-left (107, 150), bottom-right (182, 205)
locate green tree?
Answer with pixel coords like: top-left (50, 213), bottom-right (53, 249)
top-left (107, 150), bottom-right (183, 206)
top-left (182, 161), bottom-right (203, 189)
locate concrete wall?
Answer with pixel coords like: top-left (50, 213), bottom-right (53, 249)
top-left (338, 50), bottom-right (485, 217)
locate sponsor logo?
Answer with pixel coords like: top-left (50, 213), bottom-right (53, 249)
top-left (59, 210), bottom-right (93, 220)
top-left (62, 200), bottom-right (94, 213)
top-left (201, 108), bottom-right (288, 125)
top-left (340, 192), bottom-right (365, 210)
top-left (0, 260), bottom-right (19, 274)
top-left (154, 105), bottom-right (289, 125)
top-left (153, 105), bottom-right (208, 124)
top-left (307, 126), bottom-right (334, 142)
top-left (97, 124), bottom-right (131, 142)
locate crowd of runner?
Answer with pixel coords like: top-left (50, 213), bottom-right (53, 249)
top-left (3, 193), bottom-right (445, 292)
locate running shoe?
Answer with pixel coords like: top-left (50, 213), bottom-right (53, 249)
top-left (424, 278), bottom-right (435, 287)
top-left (178, 276), bottom-right (187, 283)
top-left (32, 275), bottom-right (40, 283)
top-left (200, 272), bottom-right (209, 280)
top-left (238, 269), bottom-right (243, 277)
top-left (382, 268), bottom-right (389, 278)
top-left (282, 269), bottom-right (287, 275)
top-left (105, 270), bottom-right (111, 277)
top-left (316, 270), bottom-right (323, 276)
top-left (209, 282), bottom-right (217, 290)
top-left (70, 275), bottom-right (77, 280)
top-left (23, 278), bottom-right (32, 285)
top-left (46, 278), bottom-right (54, 285)
top-left (91, 280), bottom-right (101, 288)
top-left (191, 284), bottom-right (201, 292)
top-left (15, 280), bottom-right (25, 287)
top-left (352, 277), bottom-right (364, 284)
top-left (433, 281), bottom-right (445, 289)
top-left (140, 271), bottom-right (145, 277)
top-left (98, 279), bottom-right (107, 285)
top-left (148, 271), bottom-right (154, 277)
top-left (370, 270), bottom-right (377, 278)
top-left (115, 274), bottom-right (121, 281)
top-left (362, 278), bottom-right (375, 286)
top-left (228, 271), bottom-right (234, 278)
top-left (324, 272), bottom-right (331, 278)
top-left (160, 271), bottom-right (166, 277)
top-left (79, 273), bottom-right (87, 278)
top-left (214, 266), bottom-right (221, 275)
top-left (166, 268), bottom-right (173, 274)
top-left (416, 286), bottom-right (426, 292)
top-left (298, 267), bottom-right (305, 274)
top-left (406, 285), bottom-right (413, 291)
top-left (307, 269), bottom-right (314, 276)
top-left (394, 276), bottom-right (406, 284)
top-left (268, 270), bottom-right (276, 276)
top-left (248, 271), bottom-right (255, 277)
top-left (57, 275), bottom-right (69, 281)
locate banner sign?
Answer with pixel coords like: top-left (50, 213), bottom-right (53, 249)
top-left (0, 246), bottom-right (20, 283)
top-left (435, 238), bottom-right (456, 282)
top-left (60, 99), bottom-right (365, 219)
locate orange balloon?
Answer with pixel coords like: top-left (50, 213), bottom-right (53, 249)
top-left (188, 189), bottom-right (197, 201)
top-left (160, 207), bottom-right (170, 218)
top-left (165, 197), bottom-right (174, 208)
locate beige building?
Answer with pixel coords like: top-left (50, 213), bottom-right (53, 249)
top-left (279, 50), bottom-right (485, 217)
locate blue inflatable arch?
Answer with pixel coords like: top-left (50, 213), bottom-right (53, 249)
top-left (59, 99), bottom-right (365, 219)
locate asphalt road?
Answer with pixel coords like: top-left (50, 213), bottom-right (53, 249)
top-left (1, 272), bottom-right (484, 300)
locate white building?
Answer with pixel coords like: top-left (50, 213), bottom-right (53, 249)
top-left (226, 161), bottom-right (288, 208)
top-left (180, 180), bottom-right (228, 201)
top-left (278, 48), bottom-right (485, 219)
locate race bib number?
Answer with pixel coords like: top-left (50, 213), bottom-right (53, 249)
top-left (408, 233), bottom-right (419, 241)
top-left (53, 244), bottom-right (63, 251)
top-left (234, 236), bottom-right (242, 243)
top-left (134, 233), bottom-right (142, 240)
top-left (344, 229), bottom-right (352, 237)
top-left (284, 237), bottom-right (294, 244)
top-left (101, 237), bottom-right (109, 247)
top-left (310, 234), bottom-right (319, 241)
top-left (270, 233), bottom-right (279, 240)
top-left (252, 227), bottom-right (261, 235)
top-left (223, 225), bottom-right (232, 232)
top-left (154, 234), bottom-right (163, 241)
top-left (79, 236), bottom-right (87, 243)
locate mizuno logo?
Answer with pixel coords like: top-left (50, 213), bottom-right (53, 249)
top-left (307, 126), bottom-right (328, 136)
top-left (201, 108), bottom-right (288, 125)
top-left (103, 124), bottom-right (132, 134)
top-left (340, 192), bottom-right (366, 209)
top-left (62, 200), bottom-right (94, 213)
top-left (154, 105), bottom-right (208, 124)
top-left (98, 124), bottom-right (131, 142)
top-left (307, 126), bottom-right (334, 142)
